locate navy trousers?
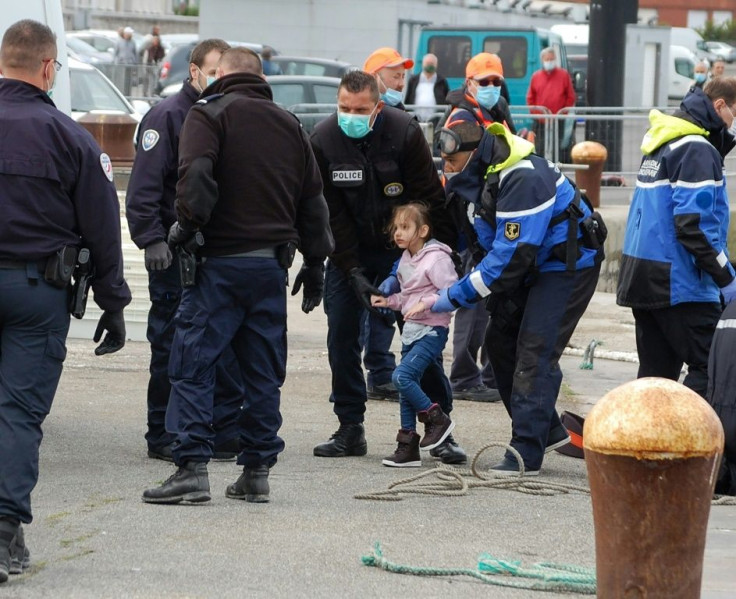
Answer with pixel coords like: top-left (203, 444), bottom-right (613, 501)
top-left (486, 265), bottom-right (600, 470)
top-left (146, 255), bottom-right (243, 449)
top-left (324, 254), bottom-right (452, 425)
top-left (0, 268), bottom-right (70, 523)
top-left (167, 257), bottom-right (286, 468)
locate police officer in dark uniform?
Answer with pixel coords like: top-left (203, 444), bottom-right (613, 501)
top-left (142, 47), bottom-right (333, 505)
top-left (434, 122), bottom-right (603, 477)
top-left (126, 38), bottom-right (243, 462)
top-left (0, 20), bottom-right (130, 582)
top-left (309, 70), bottom-right (463, 462)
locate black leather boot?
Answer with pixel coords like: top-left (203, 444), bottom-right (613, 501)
top-left (0, 517), bottom-right (19, 584)
top-left (429, 434), bottom-right (468, 465)
top-left (313, 423), bottom-right (367, 457)
top-left (142, 462), bottom-right (211, 504)
top-left (225, 465), bottom-right (270, 503)
top-left (9, 525), bottom-right (30, 575)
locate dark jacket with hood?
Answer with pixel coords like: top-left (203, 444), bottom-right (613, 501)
top-left (176, 72), bottom-right (334, 261)
top-left (617, 86), bottom-right (735, 309)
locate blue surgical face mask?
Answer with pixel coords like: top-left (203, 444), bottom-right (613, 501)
top-left (476, 85), bottom-right (501, 109)
top-left (381, 87), bottom-right (403, 107)
top-left (337, 105), bottom-right (377, 139)
top-left (694, 72), bottom-right (707, 84)
top-left (206, 76), bottom-right (217, 86)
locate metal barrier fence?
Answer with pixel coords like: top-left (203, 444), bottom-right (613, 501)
top-left (98, 64), bottom-right (161, 100)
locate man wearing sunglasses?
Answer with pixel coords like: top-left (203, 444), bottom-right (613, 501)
top-left (0, 19), bottom-right (130, 582)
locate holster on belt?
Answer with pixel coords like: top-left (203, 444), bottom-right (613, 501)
top-left (45, 246), bottom-right (78, 288)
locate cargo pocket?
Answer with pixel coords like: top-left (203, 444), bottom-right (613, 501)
top-left (168, 309), bottom-right (208, 380)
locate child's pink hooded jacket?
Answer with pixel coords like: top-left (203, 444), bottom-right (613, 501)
top-left (386, 239), bottom-right (458, 328)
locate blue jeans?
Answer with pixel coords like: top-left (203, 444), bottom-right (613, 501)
top-left (167, 257), bottom-right (286, 468)
top-left (392, 327), bottom-right (450, 431)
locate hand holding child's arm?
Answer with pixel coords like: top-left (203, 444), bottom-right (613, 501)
top-left (371, 294), bottom-right (389, 308)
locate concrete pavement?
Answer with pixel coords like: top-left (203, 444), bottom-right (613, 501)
top-left (0, 287), bottom-right (734, 598)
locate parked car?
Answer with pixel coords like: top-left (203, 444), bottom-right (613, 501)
top-left (69, 58), bottom-right (148, 121)
top-left (159, 33), bottom-right (199, 52)
top-left (66, 35), bottom-right (113, 65)
top-left (156, 40), bottom-right (265, 97)
top-left (705, 41), bottom-right (736, 63)
top-left (68, 29), bottom-right (145, 57)
top-left (269, 56), bottom-right (354, 78)
top-left (268, 75), bottom-right (339, 133)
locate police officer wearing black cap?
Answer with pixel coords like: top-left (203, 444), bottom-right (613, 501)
top-left (0, 20), bottom-right (130, 582)
top-left (309, 70), bottom-right (464, 463)
top-left (142, 47), bottom-right (333, 505)
top-left (126, 38), bottom-right (244, 463)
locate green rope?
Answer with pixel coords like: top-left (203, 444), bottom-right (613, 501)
top-left (579, 339), bottom-right (602, 370)
top-left (361, 542), bottom-right (597, 594)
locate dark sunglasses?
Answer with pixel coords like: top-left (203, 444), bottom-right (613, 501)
top-left (438, 127), bottom-right (481, 155)
top-left (477, 78), bottom-right (502, 87)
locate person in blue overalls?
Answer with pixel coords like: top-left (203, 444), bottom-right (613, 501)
top-left (0, 20), bottom-right (131, 582)
top-left (433, 121), bottom-right (603, 476)
top-left (126, 38), bottom-right (244, 462)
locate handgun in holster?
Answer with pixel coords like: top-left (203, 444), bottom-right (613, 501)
top-left (70, 248), bottom-right (95, 319)
top-left (177, 232), bottom-right (205, 288)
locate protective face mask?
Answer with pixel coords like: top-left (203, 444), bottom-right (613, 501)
top-left (476, 85), bottom-right (501, 109)
top-left (381, 87), bottom-right (403, 107)
top-left (694, 73), bottom-right (707, 84)
top-left (443, 152), bottom-right (474, 181)
top-left (729, 119), bottom-right (736, 138)
top-left (543, 60), bottom-right (556, 71)
top-left (337, 105), bottom-right (377, 139)
top-left (423, 65), bottom-right (436, 74)
top-left (444, 171), bottom-right (459, 181)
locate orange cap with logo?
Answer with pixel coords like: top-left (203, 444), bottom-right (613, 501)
top-left (363, 47), bottom-right (415, 74)
top-left (465, 53), bottom-right (504, 80)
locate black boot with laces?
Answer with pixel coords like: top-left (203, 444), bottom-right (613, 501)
top-left (142, 461), bottom-right (211, 504)
top-left (313, 423), bottom-right (367, 457)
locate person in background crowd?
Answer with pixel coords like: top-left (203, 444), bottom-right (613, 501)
top-left (712, 58), bottom-right (726, 78)
top-left (404, 53), bottom-right (449, 122)
top-left (0, 19), bottom-right (130, 583)
top-left (126, 38), bottom-right (243, 464)
top-left (261, 46), bottom-right (282, 75)
top-left (526, 47), bottom-right (575, 162)
top-left (693, 60), bottom-right (709, 89)
top-left (617, 78), bottom-right (736, 398)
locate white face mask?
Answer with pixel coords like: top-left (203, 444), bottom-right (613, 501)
top-left (729, 119), bottom-right (736, 138)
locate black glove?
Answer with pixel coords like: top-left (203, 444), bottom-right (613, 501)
top-left (291, 261), bottom-right (325, 314)
top-left (167, 221), bottom-right (193, 249)
top-left (93, 310), bottom-right (126, 356)
top-left (144, 240), bottom-right (173, 272)
top-left (348, 267), bottom-right (381, 312)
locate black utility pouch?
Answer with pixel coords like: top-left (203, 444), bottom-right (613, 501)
top-left (45, 246), bottom-right (78, 288)
top-left (277, 242), bottom-right (298, 270)
top-left (579, 212), bottom-right (608, 250)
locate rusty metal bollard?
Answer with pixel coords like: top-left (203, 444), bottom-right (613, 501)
top-left (584, 378), bottom-right (724, 599)
top-left (571, 141), bottom-right (607, 208)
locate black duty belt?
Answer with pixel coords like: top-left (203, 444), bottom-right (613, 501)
top-left (0, 259), bottom-right (47, 272)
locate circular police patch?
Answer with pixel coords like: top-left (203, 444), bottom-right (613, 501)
top-left (141, 129), bottom-right (160, 152)
top-left (383, 182), bottom-right (404, 197)
top-left (100, 153), bottom-right (114, 182)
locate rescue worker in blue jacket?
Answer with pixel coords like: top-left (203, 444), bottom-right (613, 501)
top-left (142, 48), bottom-right (333, 505)
top-left (126, 38), bottom-right (243, 462)
top-left (309, 70), bottom-right (462, 463)
top-left (0, 20), bottom-right (130, 582)
top-left (433, 122), bottom-right (603, 476)
top-left (617, 78), bottom-right (736, 398)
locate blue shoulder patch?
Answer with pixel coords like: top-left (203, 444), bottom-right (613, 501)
top-left (196, 93), bottom-right (225, 105)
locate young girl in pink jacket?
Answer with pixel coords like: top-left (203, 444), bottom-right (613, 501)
top-left (371, 203), bottom-right (458, 467)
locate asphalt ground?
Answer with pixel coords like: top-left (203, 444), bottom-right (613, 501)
top-left (0, 288), bottom-right (734, 598)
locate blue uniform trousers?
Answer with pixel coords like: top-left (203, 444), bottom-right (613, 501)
top-left (0, 268), bottom-right (70, 523)
top-left (360, 310), bottom-right (396, 388)
top-left (146, 255), bottom-right (243, 449)
top-left (485, 264), bottom-right (600, 470)
top-left (166, 257), bottom-right (286, 468)
top-left (324, 255), bottom-right (452, 425)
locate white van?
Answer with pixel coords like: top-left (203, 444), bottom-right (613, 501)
top-left (0, 0), bottom-right (70, 115)
top-left (669, 45), bottom-right (696, 101)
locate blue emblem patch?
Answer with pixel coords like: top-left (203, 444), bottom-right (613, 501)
top-left (141, 129), bottom-right (160, 152)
